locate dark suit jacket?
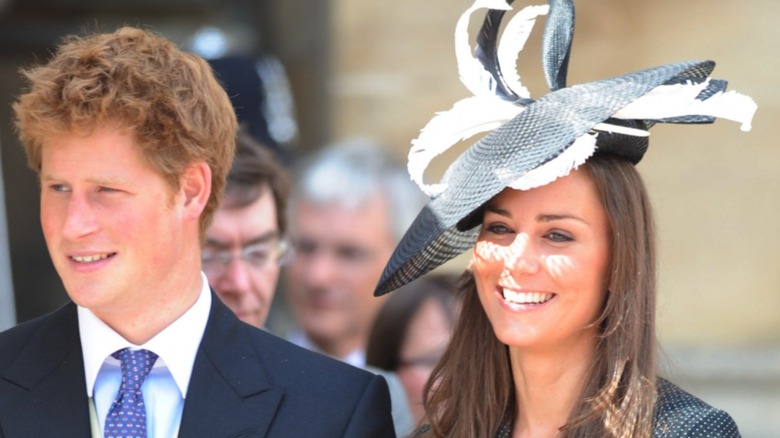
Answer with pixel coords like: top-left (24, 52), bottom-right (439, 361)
top-left (0, 294), bottom-right (395, 437)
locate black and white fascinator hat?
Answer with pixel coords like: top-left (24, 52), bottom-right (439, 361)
top-left (375, 0), bottom-right (756, 296)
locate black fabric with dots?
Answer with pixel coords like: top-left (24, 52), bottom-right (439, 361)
top-left (412, 378), bottom-right (741, 437)
top-left (653, 378), bottom-right (741, 437)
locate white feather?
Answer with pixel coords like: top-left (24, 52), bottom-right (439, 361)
top-left (456, 0), bottom-right (513, 97)
top-left (409, 96), bottom-right (524, 197)
top-left (497, 4), bottom-right (549, 99)
top-left (592, 122), bottom-right (650, 137)
top-left (613, 80), bottom-right (758, 132)
top-left (507, 132), bottom-right (597, 190)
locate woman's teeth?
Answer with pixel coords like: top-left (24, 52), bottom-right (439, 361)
top-left (502, 289), bottom-right (553, 305)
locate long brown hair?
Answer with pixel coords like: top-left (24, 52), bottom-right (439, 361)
top-left (420, 155), bottom-right (657, 437)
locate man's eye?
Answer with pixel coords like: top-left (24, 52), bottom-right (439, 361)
top-left (294, 240), bottom-right (316, 255)
top-left (201, 247), bottom-right (222, 260)
top-left (49, 184), bottom-right (70, 192)
top-left (338, 246), bottom-right (369, 263)
top-left (99, 186), bottom-right (120, 193)
top-left (246, 249), bottom-right (272, 263)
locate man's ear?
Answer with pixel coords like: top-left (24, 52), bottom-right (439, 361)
top-left (180, 161), bottom-right (212, 220)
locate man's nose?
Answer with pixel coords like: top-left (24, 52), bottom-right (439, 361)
top-left (304, 249), bottom-right (339, 286)
top-left (222, 256), bottom-right (253, 293)
top-left (62, 193), bottom-right (100, 239)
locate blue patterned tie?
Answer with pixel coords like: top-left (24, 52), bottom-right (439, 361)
top-left (104, 348), bottom-right (158, 438)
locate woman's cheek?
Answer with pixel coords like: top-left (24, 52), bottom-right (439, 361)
top-left (473, 240), bottom-right (507, 265)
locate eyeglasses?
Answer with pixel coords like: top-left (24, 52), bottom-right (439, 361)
top-left (202, 239), bottom-right (292, 275)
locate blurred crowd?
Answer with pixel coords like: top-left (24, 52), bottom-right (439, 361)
top-left (197, 48), bottom-right (466, 437)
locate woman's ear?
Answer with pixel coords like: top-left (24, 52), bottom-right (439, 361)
top-left (179, 161), bottom-right (212, 220)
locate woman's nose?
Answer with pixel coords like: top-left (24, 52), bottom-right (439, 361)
top-left (504, 234), bottom-right (540, 275)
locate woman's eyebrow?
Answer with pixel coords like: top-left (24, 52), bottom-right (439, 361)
top-left (484, 205), bottom-right (511, 217)
top-left (538, 213), bottom-right (588, 225)
top-left (485, 205), bottom-right (587, 224)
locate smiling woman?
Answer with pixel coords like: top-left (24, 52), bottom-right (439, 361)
top-left (473, 167), bottom-right (611, 355)
top-left (373, 0), bottom-right (755, 436)
top-left (414, 155), bottom-right (663, 437)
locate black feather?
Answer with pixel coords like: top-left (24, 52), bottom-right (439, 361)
top-left (542, 0), bottom-right (575, 91)
top-left (475, 0), bottom-right (521, 102)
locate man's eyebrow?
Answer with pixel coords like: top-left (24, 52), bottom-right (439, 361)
top-left (40, 173), bottom-right (133, 187)
top-left (244, 231), bottom-right (281, 246)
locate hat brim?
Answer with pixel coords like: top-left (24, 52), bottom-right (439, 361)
top-left (375, 60), bottom-right (716, 296)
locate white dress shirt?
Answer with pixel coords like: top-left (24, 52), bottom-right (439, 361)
top-left (79, 272), bottom-right (212, 438)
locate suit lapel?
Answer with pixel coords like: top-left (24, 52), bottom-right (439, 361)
top-left (2, 303), bottom-right (91, 437)
top-left (178, 293), bottom-right (283, 438)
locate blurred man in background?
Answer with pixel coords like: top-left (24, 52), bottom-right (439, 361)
top-left (203, 129), bottom-right (290, 328)
top-left (283, 139), bottom-right (425, 435)
top-left (284, 138), bottom-right (424, 365)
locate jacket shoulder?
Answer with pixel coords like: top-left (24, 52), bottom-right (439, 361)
top-left (0, 303), bottom-right (76, 370)
top-left (243, 327), bottom-right (395, 437)
top-left (653, 378), bottom-right (741, 437)
top-left (248, 327), bottom-right (378, 385)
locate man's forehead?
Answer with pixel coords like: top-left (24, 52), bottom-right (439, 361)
top-left (296, 198), bottom-right (391, 234)
top-left (207, 197), bottom-right (279, 245)
top-left (297, 195), bottom-right (389, 218)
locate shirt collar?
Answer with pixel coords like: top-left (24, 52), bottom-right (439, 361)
top-left (79, 272), bottom-right (212, 398)
top-left (289, 330), bottom-right (366, 368)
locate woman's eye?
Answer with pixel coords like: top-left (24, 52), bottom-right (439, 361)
top-left (546, 231), bottom-right (573, 242)
top-left (485, 223), bottom-right (512, 234)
